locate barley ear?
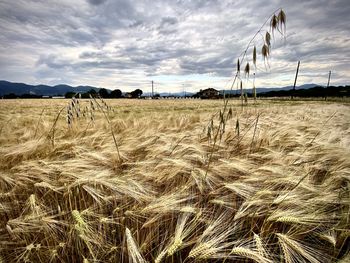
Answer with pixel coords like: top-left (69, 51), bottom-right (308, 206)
top-left (125, 227), bottom-right (146, 263)
top-left (231, 247), bottom-right (270, 263)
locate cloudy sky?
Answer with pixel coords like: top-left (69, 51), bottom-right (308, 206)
top-left (0, 0), bottom-right (349, 93)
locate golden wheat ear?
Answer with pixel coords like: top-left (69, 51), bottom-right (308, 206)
top-left (126, 227), bottom-right (147, 263)
top-left (277, 233), bottom-right (329, 263)
top-left (230, 246), bottom-right (272, 263)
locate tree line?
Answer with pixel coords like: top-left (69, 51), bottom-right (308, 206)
top-left (65, 88), bottom-right (143, 99)
top-left (1, 88), bottom-right (143, 99)
top-left (217, 85), bottom-right (350, 99)
top-left (2, 85), bottom-right (349, 99)
top-left (251, 85), bottom-right (349, 98)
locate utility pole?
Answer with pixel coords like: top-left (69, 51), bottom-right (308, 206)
top-left (325, 71), bottom-right (331, 101)
top-left (151, 80), bottom-right (154, 98)
top-left (327, 71), bottom-right (331, 88)
top-left (292, 61), bottom-right (300, 100)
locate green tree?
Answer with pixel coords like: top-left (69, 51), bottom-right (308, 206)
top-left (130, 89), bottom-right (143, 98)
top-left (65, 92), bottom-right (75, 98)
top-left (98, 88), bottom-right (109, 98)
top-left (110, 89), bottom-right (122, 98)
top-left (88, 89), bottom-right (97, 95)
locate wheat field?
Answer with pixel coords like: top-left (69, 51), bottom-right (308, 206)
top-left (0, 98), bottom-right (349, 263)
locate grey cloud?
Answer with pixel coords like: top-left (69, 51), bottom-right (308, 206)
top-left (79, 51), bottom-right (105, 59)
top-left (0, 0), bottom-right (349, 90)
top-left (158, 16), bottom-right (178, 34)
top-left (179, 55), bottom-right (234, 76)
top-left (36, 54), bottom-right (70, 69)
top-left (87, 0), bottom-right (107, 5)
top-left (129, 20), bottom-right (144, 28)
top-left (160, 17), bottom-right (178, 27)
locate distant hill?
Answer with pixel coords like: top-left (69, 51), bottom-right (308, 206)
top-left (219, 84), bottom-right (350, 98)
top-left (219, 84), bottom-right (319, 95)
top-left (0, 80), bottom-right (319, 97)
top-left (1, 80), bottom-right (348, 98)
top-left (0, 80), bottom-right (198, 97)
top-left (258, 85), bottom-right (350, 97)
top-left (0, 80), bottom-right (102, 96)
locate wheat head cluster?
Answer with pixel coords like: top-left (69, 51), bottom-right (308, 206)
top-left (0, 98), bottom-right (349, 263)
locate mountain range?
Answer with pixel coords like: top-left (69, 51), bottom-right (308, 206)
top-left (0, 80), bottom-right (319, 97)
top-left (0, 80), bottom-right (100, 96)
top-left (219, 84), bottom-right (319, 95)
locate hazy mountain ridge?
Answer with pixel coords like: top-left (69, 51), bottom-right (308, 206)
top-left (219, 84), bottom-right (319, 95)
top-left (0, 80), bottom-right (100, 96)
top-left (0, 80), bottom-right (321, 97)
